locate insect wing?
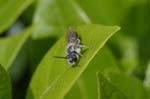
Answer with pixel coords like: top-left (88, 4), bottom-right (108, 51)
top-left (67, 29), bottom-right (78, 44)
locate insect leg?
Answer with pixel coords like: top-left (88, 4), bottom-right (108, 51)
top-left (78, 53), bottom-right (83, 57)
top-left (79, 45), bottom-right (89, 48)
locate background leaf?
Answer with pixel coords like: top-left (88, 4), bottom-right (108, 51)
top-left (97, 72), bottom-right (127, 99)
top-left (0, 65), bottom-right (11, 99)
top-left (144, 60), bottom-right (150, 90)
top-left (0, 0), bottom-right (34, 33)
top-left (97, 71), bottom-right (149, 99)
top-left (26, 24), bottom-right (120, 99)
top-left (32, 0), bottom-right (90, 39)
top-left (0, 27), bottom-right (32, 70)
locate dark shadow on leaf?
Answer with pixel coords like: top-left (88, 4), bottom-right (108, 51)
top-left (29, 37), bottom-right (57, 73)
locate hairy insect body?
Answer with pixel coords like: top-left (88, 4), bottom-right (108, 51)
top-left (53, 28), bottom-right (85, 65)
top-left (67, 30), bottom-right (82, 65)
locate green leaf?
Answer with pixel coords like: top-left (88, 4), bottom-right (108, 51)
top-left (144, 60), bottom-right (150, 90)
top-left (0, 65), bottom-right (11, 99)
top-left (112, 35), bottom-right (139, 74)
top-left (64, 79), bottom-right (85, 99)
top-left (76, 0), bottom-right (126, 24)
top-left (65, 47), bottom-right (120, 99)
top-left (97, 71), bottom-right (149, 99)
top-left (97, 72), bottom-right (127, 99)
top-left (76, 0), bottom-right (146, 24)
top-left (0, 27), bottom-right (32, 70)
top-left (26, 24), bottom-right (120, 99)
top-left (0, 0), bottom-right (34, 33)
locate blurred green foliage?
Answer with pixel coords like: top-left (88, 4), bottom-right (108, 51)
top-left (0, 0), bottom-right (149, 99)
top-left (0, 65), bottom-right (11, 99)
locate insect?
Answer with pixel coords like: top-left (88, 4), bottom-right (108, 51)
top-left (54, 28), bottom-right (86, 65)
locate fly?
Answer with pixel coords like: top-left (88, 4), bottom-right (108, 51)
top-left (53, 28), bottom-right (86, 65)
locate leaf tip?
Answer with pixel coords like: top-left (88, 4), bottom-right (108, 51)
top-left (114, 26), bottom-right (121, 31)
